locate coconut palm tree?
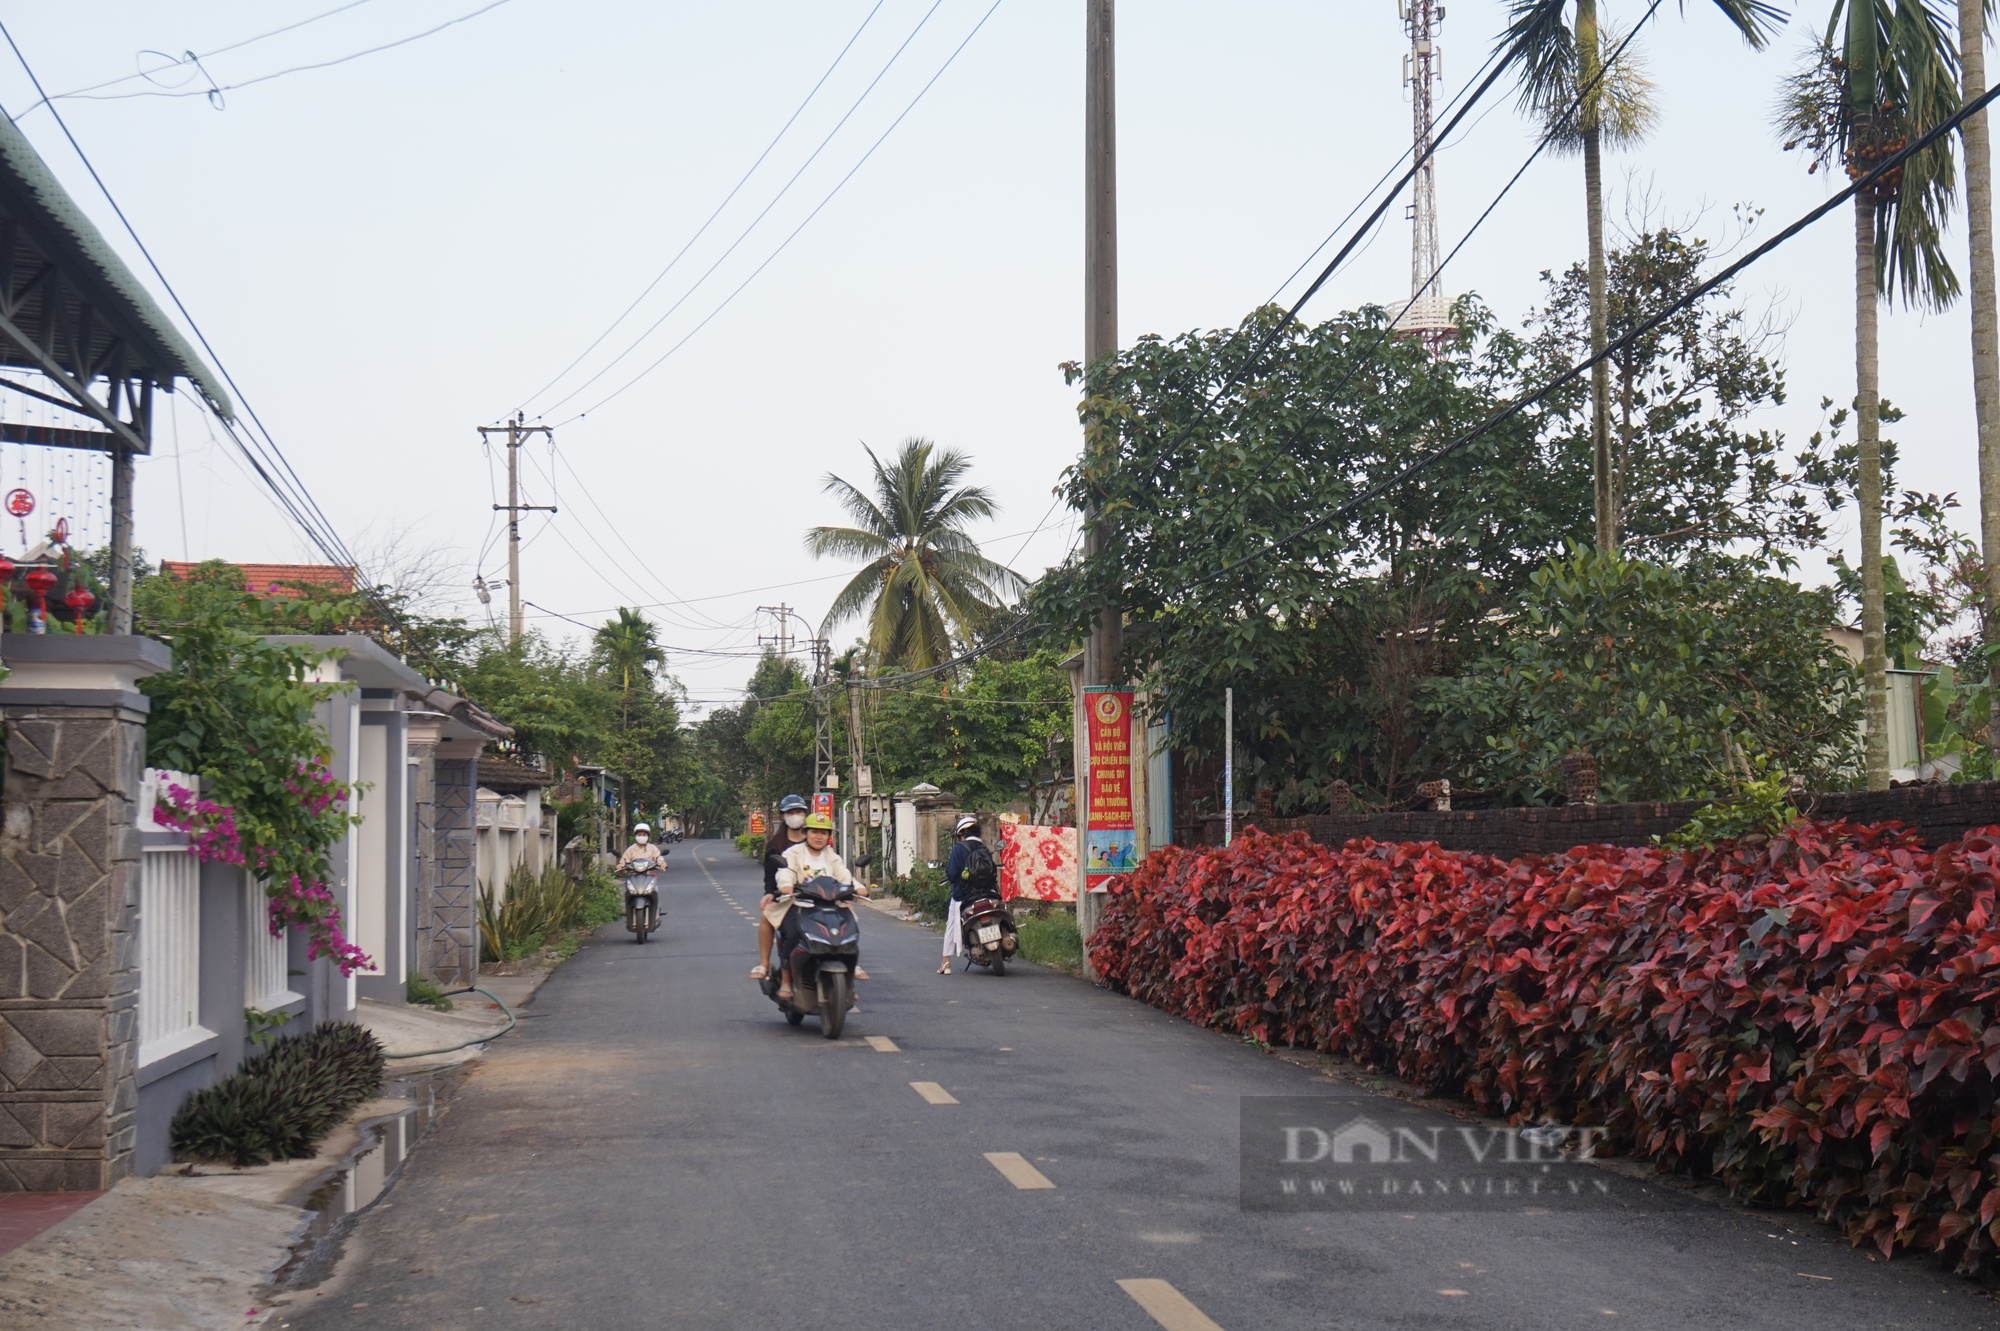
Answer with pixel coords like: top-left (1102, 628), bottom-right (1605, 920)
top-left (1956, 0), bottom-right (2000, 752)
top-left (807, 438), bottom-right (1025, 672)
top-left (1777, 1), bottom-right (1960, 789)
top-left (1501, 0), bottom-right (1784, 552)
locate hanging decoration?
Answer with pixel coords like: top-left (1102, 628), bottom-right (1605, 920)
top-left (65, 582), bottom-right (93, 634)
top-left (24, 567), bottom-right (54, 635)
top-left (5, 486), bottom-right (32, 549)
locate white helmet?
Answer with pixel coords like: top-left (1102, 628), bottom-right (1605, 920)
top-left (955, 815), bottom-right (980, 836)
top-left (633, 823), bottom-right (651, 834)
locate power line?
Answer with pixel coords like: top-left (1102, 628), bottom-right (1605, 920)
top-left (50, 0), bottom-right (518, 108)
top-left (512, 0), bottom-right (888, 415)
top-left (1174, 76), bottom-right (2000, 602)
top-left (527, 0), bottom-right (954, 418)
top-left (549, 0), bottom-right (1009, 425)
top-left (0, 23), bottom-right (365, 575)
top-left (25, 0), bottom-right (386, 108)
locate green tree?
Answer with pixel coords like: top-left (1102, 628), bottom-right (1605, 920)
top-left (1045, 262), bottom-right (1813, 806)
top-left (1777, 4), bottom-right (1961, 788)
top-left (868, 649), bottom-right (1073, 818)
top-left (1500, 0), bottom-right (1782, 551)
top-left (807, 438), bottom-right (1024, 670)
top-left (1428, 547), bottom-right (1862, 801)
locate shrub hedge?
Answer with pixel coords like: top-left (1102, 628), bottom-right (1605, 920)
top-left (171, 1022), bottom-right (386, 1166)
top-left (1089, 823), bottom-right (2000, 1272)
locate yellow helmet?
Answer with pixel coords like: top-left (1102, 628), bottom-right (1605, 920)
top-left (804, 812), bottom-right (834, 831)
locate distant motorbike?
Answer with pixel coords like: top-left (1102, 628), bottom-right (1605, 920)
top-left (958, 884), bottom-right (1018, 975)
top-left (616, 857), bottom-right (661, 943)
top-left (761, 873), bottom-right (861, 1039)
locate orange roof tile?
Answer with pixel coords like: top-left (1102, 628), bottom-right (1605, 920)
top-left (160, 561), bottom-right (357, 596)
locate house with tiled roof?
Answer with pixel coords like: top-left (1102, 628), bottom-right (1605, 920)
top-left (158, 560), bottom-right (357, 596)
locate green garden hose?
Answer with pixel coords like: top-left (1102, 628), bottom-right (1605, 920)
top-left (383, 986), bottom-right (517, 1060)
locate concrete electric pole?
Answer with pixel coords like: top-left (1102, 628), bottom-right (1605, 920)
top-left (1078, 0), bottom-right (1119, 957)
top-left (477, 416), bottom-right (555, 643)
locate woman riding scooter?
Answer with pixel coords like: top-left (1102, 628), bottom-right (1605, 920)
top-left (766, 814), bottom-right (869, 1001)
top-left (752, 795), bottom-right (811, 986)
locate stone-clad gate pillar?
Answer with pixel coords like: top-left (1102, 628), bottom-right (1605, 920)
top-left (0, 636), bottom-right (169, 1191)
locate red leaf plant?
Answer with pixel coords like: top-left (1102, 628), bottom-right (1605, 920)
top-left (1090, 823), bottom-right (2000, 1272)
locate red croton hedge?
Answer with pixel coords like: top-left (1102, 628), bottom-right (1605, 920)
top-left (1089, 822), bottom-right (2000, 1270)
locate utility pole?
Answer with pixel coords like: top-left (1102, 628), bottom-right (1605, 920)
top-left (1082, 0), bottom-right (1120, 688)
top-left (477, 415), bottom-right (555, 643)
top-left (1394, 0), bottom-right (1455, 357)
top-left (810, 635), bottom-right (835, 794)
top-left (1078, 0), bottom-right (1120, 959)
top-left (755, 603), bottom-right (796, 661)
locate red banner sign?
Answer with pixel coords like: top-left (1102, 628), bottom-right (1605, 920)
top-left (1085, 688), bottom-right (1137, 887)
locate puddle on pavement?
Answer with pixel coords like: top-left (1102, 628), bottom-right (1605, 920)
top-left (269, 1071), bottom-right (447, 1290)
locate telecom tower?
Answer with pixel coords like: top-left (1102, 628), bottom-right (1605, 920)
top-left (1393, 0), bottom-right (1456, 357)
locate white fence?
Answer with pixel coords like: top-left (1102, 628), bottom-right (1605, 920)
top-left (244, 877), bottom-right (300, 1012)
top-left (137, 768), bottom-right (210, 1068)
top-left (138, 843), bottom-right (204, 1066)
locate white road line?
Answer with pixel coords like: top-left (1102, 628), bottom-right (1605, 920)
top-left (1117, 1279), bottom-right (1226, 1331)
top-left (865, 1036), bottom-right (899, 1052)
top-left (983, 1152), bottom-right (1053, 1189)
top-left (910, 1081), bottom-right (958, 1105)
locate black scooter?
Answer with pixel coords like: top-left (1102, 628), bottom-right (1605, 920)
top-left (958, 885), bottom-right (1018, 974)
top-left (617, 858), bottom-right (661, 943)
top-left (761, 873), bottom-right (861, 1038)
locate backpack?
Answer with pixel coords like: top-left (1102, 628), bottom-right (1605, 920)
top-left (962, 841), bottom-right (999, 899)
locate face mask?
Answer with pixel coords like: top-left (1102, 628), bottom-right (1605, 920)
top-left (636, 834), bottom-right (648, 843)
top-left (783, 812), bottom-right (806, 829)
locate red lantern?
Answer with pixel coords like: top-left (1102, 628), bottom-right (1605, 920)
top-left (65, 583), bottom-right (93, 633)
top-left (24, 567), bottom-right (55, 635)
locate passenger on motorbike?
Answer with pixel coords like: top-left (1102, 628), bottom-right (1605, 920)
top-left (767, 814), bottom-right (869, 1001)
top-left (753, 795), bottom-right (811, 984)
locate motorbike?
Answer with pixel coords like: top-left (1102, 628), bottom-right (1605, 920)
top-left (958, 884), bottom-right (1019, 975)
top-left (616, 857), bottom-right (661, 943)
top-left (761, 872), bottom-right (861, 1039)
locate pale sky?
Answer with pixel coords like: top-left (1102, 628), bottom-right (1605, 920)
top-left (0, 1), bottom-right (1987, 709)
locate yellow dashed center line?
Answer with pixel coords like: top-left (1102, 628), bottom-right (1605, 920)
top-left (984, 1152), bottom-right (1054, 1189)
top-left (911, 1081), bottom-right (957, 1105)
top-left (1117, 1279), bottom-right (1225, 1331)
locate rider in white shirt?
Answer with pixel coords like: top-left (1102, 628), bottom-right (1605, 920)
top-left (765, 815), bottom-right (868, 999)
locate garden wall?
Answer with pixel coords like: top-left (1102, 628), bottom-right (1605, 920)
top-left (1199, 779), bottom-right (2000, 854)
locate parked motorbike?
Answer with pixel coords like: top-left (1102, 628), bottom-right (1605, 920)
top-left (617, 858), bottom-right (661, 943)
top-left (760, 873), bottom-right (861, 1039)
top-left (958, 885), bottom-right (1018, 975)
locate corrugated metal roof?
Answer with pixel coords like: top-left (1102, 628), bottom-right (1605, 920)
top-left (0, 112), bottom-right (232, 418)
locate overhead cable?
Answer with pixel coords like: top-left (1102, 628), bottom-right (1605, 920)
top-left (549, 0), bottom-right (1009, 424)
top-left (529, 0), bottom-right (955, 417)
top-left (512, 0), bottom-right (889, 415)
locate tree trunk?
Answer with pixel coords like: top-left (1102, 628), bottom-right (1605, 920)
top-left (1962, 0), bottom-right (2000, 757)
top-left (1857, 195), bottom-right (1891, 790)
top-left (1578, 0), bottom-right (1614, 552)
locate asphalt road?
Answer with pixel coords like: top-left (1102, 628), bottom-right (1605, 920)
top-left (281, 840), bottom-right (2000, 1331)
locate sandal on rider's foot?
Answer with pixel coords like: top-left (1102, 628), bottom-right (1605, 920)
top-left (750, 965), bottom-right (768, 980)
top-left (935, 960), bottom-right (952, 975)
top-left (855, 968), bottom-right (870, 981)
top-left (777, 986), bottom-right (793, 1002)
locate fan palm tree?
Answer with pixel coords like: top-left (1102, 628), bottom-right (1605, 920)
top-left (807, 438), bottom-right (1025, 672)
top-left (1500, 0), bottom-right (1784, 552)
top-left (1777, 1), bottom-right (1960, 789)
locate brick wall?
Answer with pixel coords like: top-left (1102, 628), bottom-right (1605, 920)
top-left (1198, 780), bottom-right (2000, 856)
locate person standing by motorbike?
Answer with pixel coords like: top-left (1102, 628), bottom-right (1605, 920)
top-left (938, 815), bottom-right (991, 975)
top-left (769, 814), bottom-right (869, 1000)
top-left (752, 795), bottom-right (811, 984)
